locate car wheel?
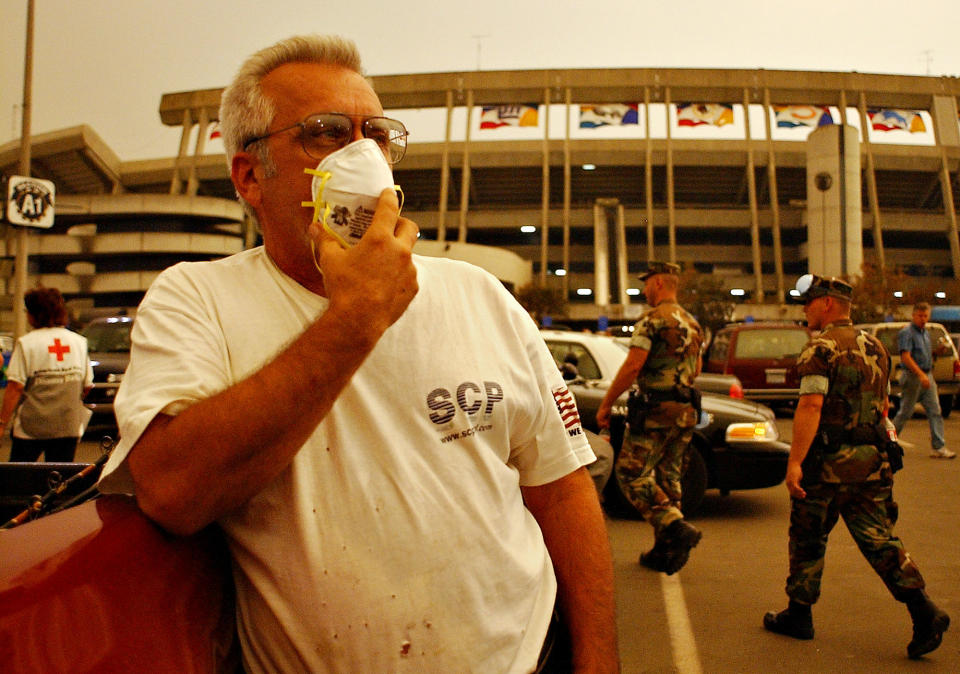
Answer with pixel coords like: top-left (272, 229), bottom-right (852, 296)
top-left (939, 394), bottom-right (954, 419)
top-left (680, 444), bottom-right (708, 518)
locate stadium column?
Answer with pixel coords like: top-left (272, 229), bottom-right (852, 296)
top-left (437, 89), bottom-right (453, 244)
top-left (665, 87), bottom-right (676, 263)
top-left (562, 87), bottom-right (571, 300)
top-left (805, 124), bottom-right (863, 278)
top-left (857, 91), bottom-right (887, 271)
top-left (644, 86), bottom-right (655, 265)
top-left (540, 86), bottom-right (550, 285)
top-left (458, 89), bottom-right (473, 243)
top-left (169, 108), bottom-right (191, 195)
top-left (930, 94), bottom-right (960, 278)
top-left (743, 88), bottom-right (764, 302)
top-left (185, 106), bottom-right (209, 196)
top-left (762, 88), bottom-right (785, 304)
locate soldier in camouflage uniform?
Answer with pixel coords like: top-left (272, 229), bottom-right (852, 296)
top-left (597, 261), bottom-right (704, 575)
top-left (764, 274), bottom-right (950, 660)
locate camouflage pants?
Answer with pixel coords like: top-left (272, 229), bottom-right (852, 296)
top-left (786, 480), bottom-right (925, 605)
top-left (616, 425), bottom-right (693, 536)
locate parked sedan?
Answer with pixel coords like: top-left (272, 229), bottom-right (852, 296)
top-left (542, 330), bottom-right (789, 517)
top-left (80, 315), bottom-right (134, 435)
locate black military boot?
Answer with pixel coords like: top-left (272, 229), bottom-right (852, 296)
top-left (661, 519), bottom-right (702, 575)
top-left (906, 591), bottom-right (950, 659)
top-left (639, 537), bottom-right (670, 572)
top-left (763, 601), bottom-right (814, 640)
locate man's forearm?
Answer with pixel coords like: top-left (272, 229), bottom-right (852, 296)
top-left (789, 396), bottom-right (823, 465)
top-left (523, 468), bottom-right (619, 673)
top-left (128, 304), bottom-right (386, 535)
top-left (0, 382), bottom-right (23, 425)
top-left (901, 351), bottom-right (925, 377)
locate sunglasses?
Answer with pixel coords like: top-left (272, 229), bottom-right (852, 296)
top-left (243, 112), bottom-right (408, 164)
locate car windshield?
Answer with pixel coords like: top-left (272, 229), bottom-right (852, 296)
top-left (733, 329), bottom-right (809, 359)
top-left (82, 319), bottom-right (132, 352)
top-left (876, 325), bottom-right (951, 355)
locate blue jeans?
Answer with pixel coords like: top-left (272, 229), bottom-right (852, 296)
top-left (893, 371), bottom-right (945, 450)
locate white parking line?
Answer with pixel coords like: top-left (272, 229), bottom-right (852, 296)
top-left (661, 573), bottom-right (703, 674)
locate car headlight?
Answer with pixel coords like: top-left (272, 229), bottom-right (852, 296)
top-left (725, 420), bottom-right (779, 443)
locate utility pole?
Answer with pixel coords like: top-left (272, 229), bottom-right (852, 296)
top-left (13, 0), bottom-right (35, 339)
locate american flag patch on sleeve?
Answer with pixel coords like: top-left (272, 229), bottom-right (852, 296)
top-left (552, 385), bottom-right (583, 436)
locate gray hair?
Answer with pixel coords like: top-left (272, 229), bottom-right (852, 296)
top-left (219, 35), bottom-right (366, 222)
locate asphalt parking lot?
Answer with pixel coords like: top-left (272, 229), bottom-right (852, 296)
top-left (610, 410), bottom-right (960, 673)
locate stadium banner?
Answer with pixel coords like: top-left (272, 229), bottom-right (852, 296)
top-left (774, 105), bottom-right (834, 128)
top-left (676, 103), bottom-right (734, 127)
top-left (579, 104), bottom-right (639, 128)
top-left (867, 108), bottom-right (926, 133)
top-left (480, 104), bottom-right (539, 129)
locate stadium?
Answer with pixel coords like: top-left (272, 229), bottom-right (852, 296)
top-left (2, 66), bottom-right (959, 328)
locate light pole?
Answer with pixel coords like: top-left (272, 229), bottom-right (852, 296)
top-left (12, 0), bottom-right (35, 340)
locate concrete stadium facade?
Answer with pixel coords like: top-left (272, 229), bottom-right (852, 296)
top-left (2, 66), bottom-right (959, 328)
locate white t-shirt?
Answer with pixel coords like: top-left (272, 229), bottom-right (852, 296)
top-left (99, 248), bottom-right (594, 673)
top-left (6, 326), bottom-right (93, 439)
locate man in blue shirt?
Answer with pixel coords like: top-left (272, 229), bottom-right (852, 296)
top-left (892, 302), bottom-right (956, 459)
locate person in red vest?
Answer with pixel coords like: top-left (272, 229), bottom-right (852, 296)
top-left (1, 287), bottom-right (93, 462)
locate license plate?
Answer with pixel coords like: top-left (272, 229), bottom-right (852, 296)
top-left (765, 369), bottom-right (787, 384)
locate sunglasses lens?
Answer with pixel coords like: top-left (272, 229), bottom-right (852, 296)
top-left (364, 118), bottom-right (407, 163)
top-left (302, 114), bottom-right (352, 157)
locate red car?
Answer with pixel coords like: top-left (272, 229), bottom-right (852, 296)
top-left (704, 322), bottom-right (812, 406)
top-left (0, 470), bottom-right (237, 673)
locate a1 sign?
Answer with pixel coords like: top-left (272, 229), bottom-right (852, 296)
top-left (6, 175), bottom-right (55, 228)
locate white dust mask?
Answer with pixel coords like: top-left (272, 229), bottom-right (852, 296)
top-left (301, 138), bottom-right (402, 248)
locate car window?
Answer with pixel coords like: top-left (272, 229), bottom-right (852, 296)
top-left (545, 341), bottom-right (602, 380)
top-left (872, 328), bottom-right (899, 354)
top-left (733, 329), bottom-right (808, 359)
top-left (928, 325), bottom-right (948, 344)
top-left (82, 320), bottom-right (133, 352)
top-left (707, 331), bottom-right (730, 362)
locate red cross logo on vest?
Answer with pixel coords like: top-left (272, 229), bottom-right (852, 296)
top-left (48, 338), bottom-right (71, 361)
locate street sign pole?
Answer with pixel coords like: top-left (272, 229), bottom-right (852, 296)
top-left (13, 0), bottom-right (35, 340)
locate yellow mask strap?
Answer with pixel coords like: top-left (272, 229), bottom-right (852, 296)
top-left (301, 167), bottom-right (333, 228)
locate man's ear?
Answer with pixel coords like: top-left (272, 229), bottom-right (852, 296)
top-left (231, 151), bottom-right (263, 210)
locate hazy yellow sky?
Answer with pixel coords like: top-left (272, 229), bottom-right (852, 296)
top-left (3, 0), bottom-right (958, 160)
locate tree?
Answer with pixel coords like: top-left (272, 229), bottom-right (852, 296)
top-left (848, 263), bottom-right (960, 323)
top-left (848, 262), bottom-right (907, 324)
top-left (677, 269), bottom-right (735, 338)
top-left (515, 284), bottom-right (567, 325)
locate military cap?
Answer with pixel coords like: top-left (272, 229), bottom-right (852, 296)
top-left (794, 273), bottom-right (853, 301)
top-left (637, 261), bottom-right (681, 281)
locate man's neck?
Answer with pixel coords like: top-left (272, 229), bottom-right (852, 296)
top-left (653, 293), bottom-right (678, 307)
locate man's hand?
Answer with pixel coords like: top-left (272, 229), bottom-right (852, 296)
top-left (596, 402), bottom-right (612, 430)
top-left (311, 188), bottom-right (419, 343)
top-left (785, 460), bottom-right (806, 500)
top-left (920, 372), bottom-right (931, 389)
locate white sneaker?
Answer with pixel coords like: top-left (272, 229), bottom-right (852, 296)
top-left (930, 448), bottom-right (957, 459)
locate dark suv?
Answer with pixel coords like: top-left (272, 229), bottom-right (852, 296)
top-left (81, 316), bottom-right (134, 434)
top-left (704, 322), bottom-right (811, 405)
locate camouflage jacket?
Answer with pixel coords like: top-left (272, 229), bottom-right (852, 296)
top-left (630, 300), bottom-right (703, 427)
top-left (796, 319), bottom-right (892, 483)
